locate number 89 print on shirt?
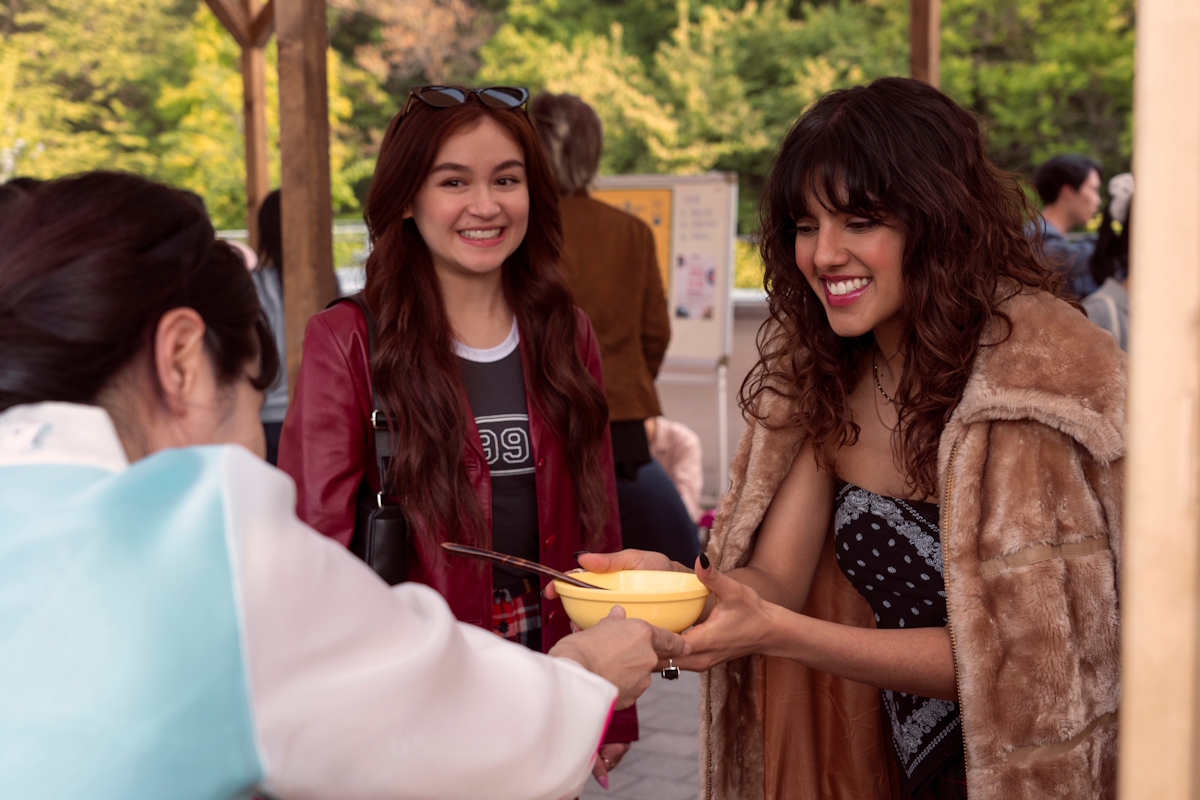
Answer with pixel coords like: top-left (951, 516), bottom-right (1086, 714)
top-left (476, 416), bottom-right (533, 476)
top-left (454, 321), bottom-right (541, 592)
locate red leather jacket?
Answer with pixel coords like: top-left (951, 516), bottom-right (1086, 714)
top-left (278, 301), bottom-right (636, 741)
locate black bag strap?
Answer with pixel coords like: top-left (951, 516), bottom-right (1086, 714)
top-left (327, 293), bottom-right (392, 509)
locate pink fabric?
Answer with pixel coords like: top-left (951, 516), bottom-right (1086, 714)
top-left (649, 416), bottom-right (704, 521)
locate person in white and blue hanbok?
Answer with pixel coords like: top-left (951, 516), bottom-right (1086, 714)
top-left (0, 172), bottom-right (684, 800)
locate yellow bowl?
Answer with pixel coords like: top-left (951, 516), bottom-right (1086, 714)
top-left (554, 570), bottom-right (710, 633)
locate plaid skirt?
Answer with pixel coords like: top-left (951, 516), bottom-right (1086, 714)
top-left (493, 582), bottom-right (542, 651)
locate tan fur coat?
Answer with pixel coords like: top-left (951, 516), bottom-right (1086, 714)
top-left (699, 290), bottom-right (1125, 799)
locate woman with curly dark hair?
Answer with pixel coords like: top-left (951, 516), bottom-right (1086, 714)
top-left (579, 78), bottom-right (1124, 799)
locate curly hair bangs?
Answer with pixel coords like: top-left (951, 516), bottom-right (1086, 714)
top-left (745, 77), bottom-right (1067, 498)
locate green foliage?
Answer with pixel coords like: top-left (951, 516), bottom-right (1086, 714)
top-left (481, 0), bottom-right (907, 232)
top-left (481, 0), bottom-right (1133, 233)
top-left (734, 237), bottom-right (765, 289)
top-left (0, 0), bottom-right (195, 179)
top-left (940, 0), bottom-right (1135, 181)
top-left (4, 0), bottom-right (1133, 236)
top-left (154, 8), bottom-right (272, 229)
top-left (1, 0), bottom-right (382, 229)
top-left (158, 6), bottom-right (380, 227)
top-left (501, 0), bottom-right (745, 64)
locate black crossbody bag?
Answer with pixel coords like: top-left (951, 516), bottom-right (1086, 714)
top-left (329, 294), bottom-right (409, 585)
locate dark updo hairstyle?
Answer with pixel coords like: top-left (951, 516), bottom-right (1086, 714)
top-left (0, 171), bottom-right (279, 412)
top-left (748, 77), bottom-right (1064, 498)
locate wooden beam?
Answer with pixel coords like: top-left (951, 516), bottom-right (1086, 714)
top-left (1120, 0), bottom-right (1200, 797)
top-left (909, 0), bottom-right (940, 88)
top-left (249, 0), bottom-right (275, 49)
top-left (276, 0), bottom-right (337, 395)
top-left (241, 0), bottom-right (270, 249)
top-left (203, 0), bottom-right (249, 47)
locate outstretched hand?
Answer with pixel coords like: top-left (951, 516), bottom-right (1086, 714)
top-left (543, 549), bottom-right (691, 601)
top-left (666, 555), bottom-right (779, 673)
top-left (549, 605), bottom-right (690, 710)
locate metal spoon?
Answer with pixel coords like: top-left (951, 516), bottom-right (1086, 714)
top-left (440, 542), bottom-right (610, 590)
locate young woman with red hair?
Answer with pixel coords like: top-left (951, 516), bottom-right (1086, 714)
top-left (578, 78), bottom-right (1124, 799)
top-left (278, 87), bottom-right (636, 784)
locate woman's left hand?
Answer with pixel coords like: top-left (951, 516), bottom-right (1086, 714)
top-left (665, 557), bottom-right (780, 672)
top-left (591, 742), bottom-right (631, 789)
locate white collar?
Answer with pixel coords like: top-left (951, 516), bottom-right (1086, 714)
top-left (0, 402), bottom-right (130, 473)
top-left (452, 317), bottom-right (520, 364)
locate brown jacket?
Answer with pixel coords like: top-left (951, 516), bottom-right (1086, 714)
top-left (700, 290), bottom-right (1124, 799)
top-left (559, 193), bottom-right (670, 422)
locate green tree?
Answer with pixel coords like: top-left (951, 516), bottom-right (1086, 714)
top-left (480, 0), bottom-right (1131, 242)
top-left (156, 7), bottom-right (381, 228)
top-left (500, 0), bottom-right (745, 64)
top-left (1, 0), bottom-right (386, 228)
top-left (941, 0), bottom-right (1135, 180)
top-left (0, 0), bottom-right (194, 180)
top-left (154, 7), bottom-right (269, 229)
top-left (3, 0), bottom-right (1135, 244)
top-left (480, 0), bottom-right (906, 231)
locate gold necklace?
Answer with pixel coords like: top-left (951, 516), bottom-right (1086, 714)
top-left (872, 347), bottom-right (895, 404)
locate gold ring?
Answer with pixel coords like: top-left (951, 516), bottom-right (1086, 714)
top-left (603, 758), bottom-right (614, 770)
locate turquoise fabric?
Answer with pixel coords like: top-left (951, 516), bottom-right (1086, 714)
top-left (0, 448), bottom-right (263, 799)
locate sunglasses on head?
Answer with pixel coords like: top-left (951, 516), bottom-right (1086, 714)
top-left (400, 86), bottom-right (530, 119)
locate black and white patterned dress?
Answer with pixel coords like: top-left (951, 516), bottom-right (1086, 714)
top-left (833, 480), bottom-right (965, 798)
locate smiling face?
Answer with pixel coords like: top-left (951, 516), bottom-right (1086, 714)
top-left (406, 116), bottom-right (530, 282)
top-left (793, 194), bottom-right (907, 341)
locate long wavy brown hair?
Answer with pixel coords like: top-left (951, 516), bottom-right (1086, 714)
top-left (363, 92), bottom-right (611, 547)
top-left (745, 77), bottom-right (1067, 498)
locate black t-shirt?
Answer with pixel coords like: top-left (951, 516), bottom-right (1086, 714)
top-left (456, 327), bottom-right (540, 592)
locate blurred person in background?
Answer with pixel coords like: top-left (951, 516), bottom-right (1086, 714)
top-left (531, 92), bottom-right (699, 567)
top-left (1083, 173), bottom-right (1133, 352)
top-left (250, 189), bottom-right (287, 465)
top-left (0, 171), bottom-right (685, 799)
top-left (279, 86), bottom-right (641, 788)
top-left (1031, 154), bottom-right (1103, 297)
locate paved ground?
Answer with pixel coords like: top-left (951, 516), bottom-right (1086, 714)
top-left (581, 669), bottom-right (700, 800)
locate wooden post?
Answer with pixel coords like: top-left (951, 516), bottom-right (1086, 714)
top-left (1120, 0), bottom-right (1200, 796)
top-left (276, 0), bottom-right (337, 393)
top-left (909, 0), bottom-right (940, 88)
top-left (242, 44), bottom-right (268, 248)
top-left (242, 0), bottom-right (273, 248)
top-left (203, 0), bottom-right (275, 248)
